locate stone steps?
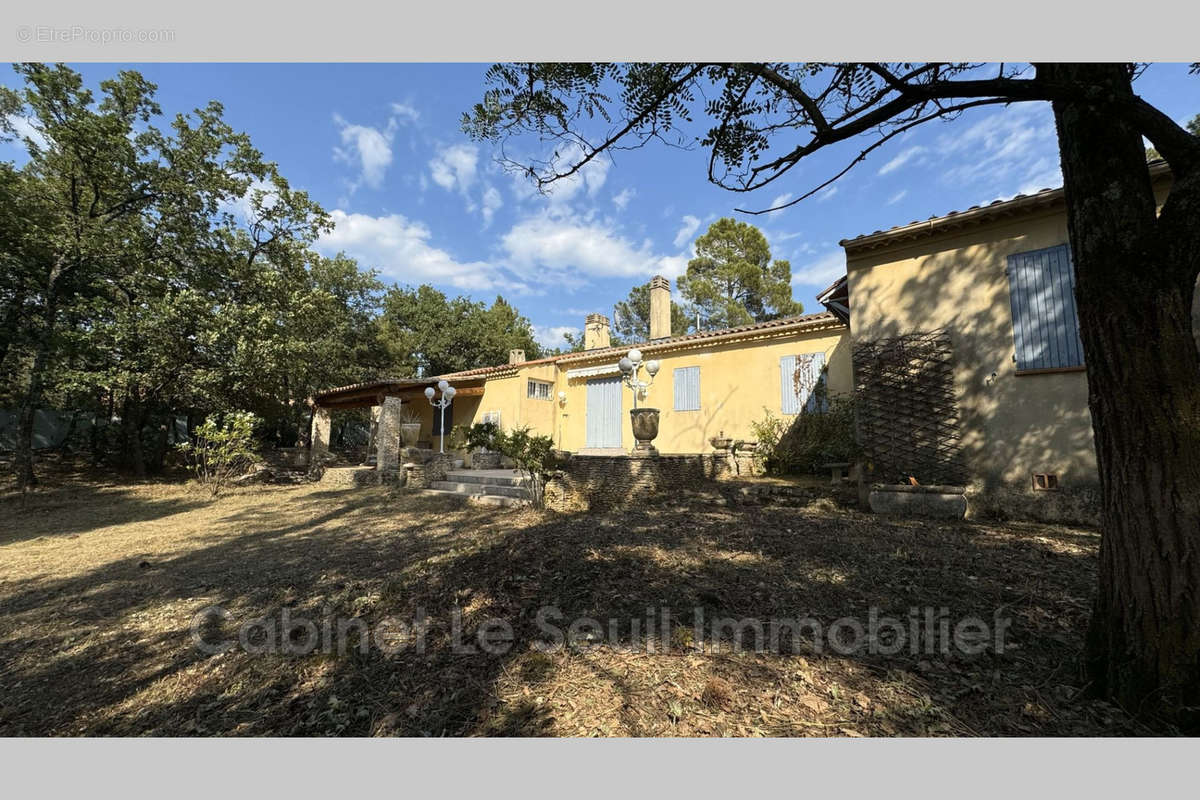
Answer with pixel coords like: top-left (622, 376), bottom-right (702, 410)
top-left (419, 469), bottom-right (532, 507)
top-left (443, 470), bottom-right (529, 487)
top-left (417, 490), bottom-right (529, 508)
top-left (429, 481), bottom-right (529, 499)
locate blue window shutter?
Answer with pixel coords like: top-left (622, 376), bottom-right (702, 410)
top-left (780, 355), bottom-right (799, 414)
top-left (673, 366), bottom-right (700, 411)
top-left (802, 352), bottom-right (828, 413)
top-left (1006, 244), bottom-right (1084, 371)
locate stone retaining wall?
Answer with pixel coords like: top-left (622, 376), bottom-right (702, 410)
top-left (545, 453), bottom-right (755, 512)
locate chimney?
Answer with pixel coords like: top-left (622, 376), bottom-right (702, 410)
top-left (508, 349), bottom-right (525, 364)
top-left (649, 275), bottom-right (671, 340)
top-left (584, 313), bottom-right (611, 350)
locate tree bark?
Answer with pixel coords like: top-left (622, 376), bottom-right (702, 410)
top-left (121, 394), bottom-right (147, 478)
top-left (1043, 63), bottom-right (1200, 725)
top-left (13, 329), bottom-right (52, 489)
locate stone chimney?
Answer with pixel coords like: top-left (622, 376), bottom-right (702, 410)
top-left (649, 275), bottom-right (671, 340)
top-left (584, 313), bottom-right (611, 350)
top-left (508, 349), bottom-right (526, 364)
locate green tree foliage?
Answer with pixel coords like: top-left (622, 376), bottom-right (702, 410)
top-left (378, 285), bottom-right (542, 376)
top-left (676, 218), bottom-right (802, 329)
top-left (611, 282), bottom-right (691, 342)
top-left (0, 64), bottom-right (387, 482)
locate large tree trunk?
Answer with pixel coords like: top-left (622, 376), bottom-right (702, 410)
top-left (13, 328), bottom-right (53, 490)
top-left (1043, 63), bottom-right (1200, 725)
top-left (121, 394), bottom-right (147, 478)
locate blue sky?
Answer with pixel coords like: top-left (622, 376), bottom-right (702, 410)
top-left (4, 63), bottom-right (1196, 349)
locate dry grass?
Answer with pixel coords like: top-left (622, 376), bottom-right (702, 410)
top-left (0, 464), bottom-right (1163, 736)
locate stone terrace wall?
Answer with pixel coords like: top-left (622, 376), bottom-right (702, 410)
top-left (545, 453), bottom-right (759, 513)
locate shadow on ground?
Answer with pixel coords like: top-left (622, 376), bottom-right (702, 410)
top-left (0, 479), bottom-right (1156, 736)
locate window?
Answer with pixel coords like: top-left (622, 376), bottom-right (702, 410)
top-left (527, 379), bottom-right (553, 400)
top-left (431, 398), bottom-right (453, 435)
top-left (673, 366), bottom-right (700, 411)
top-left (1006, 244), bottom-right (1085, 372)
top-left (780, 352), bottom-right (828, 415)
top-left (481, 410), bottom-right (500, 426)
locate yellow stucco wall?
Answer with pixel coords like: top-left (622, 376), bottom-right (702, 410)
top-left (557, 326), bottom-right (851, 453)
top-left (468, 363), bottom-right (559, 434)
top-left (845, 180), bottom-right (1195, 492)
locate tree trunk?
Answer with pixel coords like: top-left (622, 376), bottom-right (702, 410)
top-left (121, 394), bottom-right (147, 478)
top-left (1043, 63), bottom-right (1200, 725)
top-left (13, 330), bottom-right (53, 490)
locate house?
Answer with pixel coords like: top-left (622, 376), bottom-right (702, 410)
top-left (311, 276), bottom-right (852, 459)
top-left (840, 160), bottom-right (1194, 521)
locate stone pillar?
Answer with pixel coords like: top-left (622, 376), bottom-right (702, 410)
top-left (311, 406), bottom-right (331, 461)
top-left (377, 396), bottom-right (403, 470)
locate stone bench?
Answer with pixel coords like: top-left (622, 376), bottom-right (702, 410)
top-left (820, 461), bottom-right (852, 485)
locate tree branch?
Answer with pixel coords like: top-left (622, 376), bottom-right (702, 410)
top-left (736, 97), bottom-right (1014, 214)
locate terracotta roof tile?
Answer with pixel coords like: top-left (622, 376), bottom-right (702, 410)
top-left (841, 160), bottom-right (1171, 253)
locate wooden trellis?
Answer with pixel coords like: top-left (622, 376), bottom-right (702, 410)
top-left (853, 330), bottom-right (969, 485)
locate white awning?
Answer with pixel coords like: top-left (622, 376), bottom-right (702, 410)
top-left (565, 363), bottom-right (621, 379)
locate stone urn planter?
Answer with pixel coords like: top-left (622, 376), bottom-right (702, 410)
top-left (709, 432), bottom-right (733, 452)
top-left (629, 408), bottom-right (660, 455)
top-left (400, 423), bottom-right (421, 448)
top-left (868, 483), bottom-right (967, 520)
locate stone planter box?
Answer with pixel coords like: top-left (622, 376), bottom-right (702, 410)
top-left (868, 483), bottom-right (967, 520)
top-left (400, 423), bottom-right (421, 448)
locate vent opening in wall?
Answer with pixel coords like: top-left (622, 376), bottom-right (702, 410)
top-left (1032, 473), bottom-right (1059, 491)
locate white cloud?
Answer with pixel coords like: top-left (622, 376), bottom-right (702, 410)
top-left (509, 141), bottom-right (610, 207)
top-left (220, 178), bottom-right (281, 225)
top-left (612, 187), bottom-right (636, 210)
top-left (333, 113), bottom-right (396, 190)
top-left (886, 189), bottom-right (908, 205)
top-left (481, 183), bottom-right (503, 227)
top-left (656, 254), bottom-right (690, 280)
top-left (390, 102), bottom-right (420, 124)
top-left (817, 186), bottom-right (838, 203)
top-left (768, 192), bottom-right (793, 217)
top-left (791, 250), bottom-right (846, 288)
top-left (672, 215), bottom-right (701, 248)
top-left (939, 104), bottom-right (1061, 198)
top-left (429, 143), bottom-right (479, 194)
top-left (4, 115), bottom-right (49, 151)
top-left (533, 324), bottom-right (580, 349)
top-left (318, 209), bottom-right (523, 292)
top-left (501, 210), bottom-right (682, 284)
top-left (878, 145), bottom-right (926, 176)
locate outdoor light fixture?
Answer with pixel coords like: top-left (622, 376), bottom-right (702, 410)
top-left (558, 391), bottom-right (567, 404)
top-left (618, 348), bottom-right (658, 408)
top-left (426, 381), bottom-right (456, 453)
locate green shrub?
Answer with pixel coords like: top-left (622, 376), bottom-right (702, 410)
top-left (465, 421), bottom-right (500, 452)
top-left (749, 396), bottom-right (858, 475)
top-left (494, 425), bottom-right (555, 507)
top-left (176, 411), bottom-right (260, 496)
